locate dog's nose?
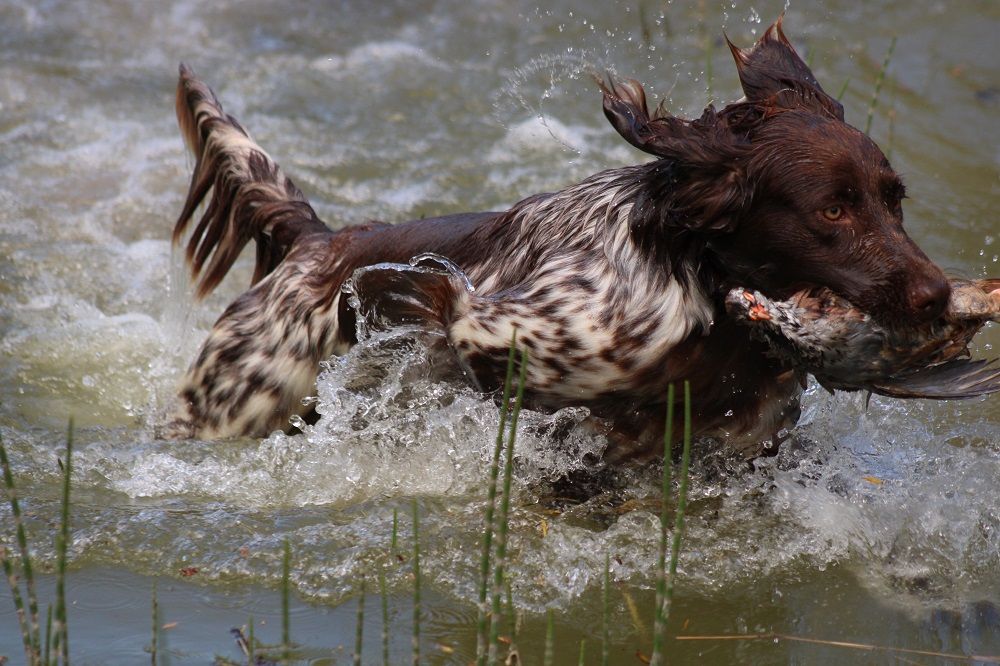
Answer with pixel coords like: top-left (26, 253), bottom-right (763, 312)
top-left (909, 275), bottom-right (951, 321)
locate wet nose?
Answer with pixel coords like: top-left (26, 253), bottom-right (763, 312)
top-left (909, 275), bottom-right (951, 321)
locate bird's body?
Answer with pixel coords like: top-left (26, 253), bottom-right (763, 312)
top-left (725, 279), bottom-right (1000, 399)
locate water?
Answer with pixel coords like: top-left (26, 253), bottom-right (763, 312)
top-left (2, 0), bottom-right (1000, 663)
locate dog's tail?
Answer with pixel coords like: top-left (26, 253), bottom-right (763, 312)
top-left (174, 64), bottom-right (330, 298)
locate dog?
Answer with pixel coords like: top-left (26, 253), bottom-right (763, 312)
top-left (165, 18), bottom-right (950, 460)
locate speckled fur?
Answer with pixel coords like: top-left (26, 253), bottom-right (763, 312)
top-left (166, 19), bottom-right (946, 459)
top-left (452, 173), bottom-right (714, 400)
top-left (164, 62), bottom-right (795, 455)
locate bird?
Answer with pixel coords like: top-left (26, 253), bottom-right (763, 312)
top-left (724, 279), bottom-right (1000, 399)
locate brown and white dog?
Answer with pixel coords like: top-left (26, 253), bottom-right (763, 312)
top-left (165, 19), bottom-right (950, 460)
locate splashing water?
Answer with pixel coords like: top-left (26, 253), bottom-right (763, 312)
top-left (1, 0), bottom-right (999, 659)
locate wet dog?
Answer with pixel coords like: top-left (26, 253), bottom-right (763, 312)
top-left (166, 19), bottom-right (950, 459)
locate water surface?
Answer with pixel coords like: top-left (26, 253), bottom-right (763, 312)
top-left (2, 0), bottom-right (999, 663)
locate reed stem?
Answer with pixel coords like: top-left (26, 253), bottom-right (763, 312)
top-left (836, 78), bottom-right (850, 102)
top-left (248, 615), bottom-right (255, 666)
top-left (476, 335), bottom-right (517, 665)
top-left (602, 552), bottom-right (610, 666)
top-left (44, 603), bottom-right (52, 666)
top-left (488, 345), bottom-right (527, 664)
top-left (650, 383), bottom-right (676, 666)
top-left (411, 500), bottom-right (421, 666)
top-left (543, 608), bottom-right (555, 666)
top-left (54, 418), bottom-right (74, 666)
top-left (151, 581), bottom-right (158, 666)
top-left (353, 579), bottom-right (365, 666)
top-left (379, 570), bottom-right (389, 665)
top-left (0, 430), bottom-right (41, 663)
top-left (864, 36), bottom-right (896, 135)
top-left (664, 382), bottom-right (693, 622)
top-left (281, 538), bottom-right (291, 664)
top-left (391, 508), bottom-right (399, 555)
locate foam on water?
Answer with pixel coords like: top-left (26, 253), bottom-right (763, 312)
top-left (1, 2), bottom-right (998, 645)
top-left (18, 325), bottom-right (994, 614)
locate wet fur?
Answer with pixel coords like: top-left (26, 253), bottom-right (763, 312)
top-left (166, 20), bottom-right (950, 459)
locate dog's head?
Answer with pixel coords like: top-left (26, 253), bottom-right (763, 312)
top-left (601, 17), bottom-right (949, 324)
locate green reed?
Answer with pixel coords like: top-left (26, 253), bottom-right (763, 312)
top-left (379, 569), bottom-right (390, 665)
top-left (543, 608), bottom-right (555, 666)
top-left (837, 78), bottom-right (850, 102)
top-left (602, 552), bottom-right (610, 666)
top-left (44, 604), bottom-right (53, 665)
top-left (353, 579), bottom-right (365, 666)
top-left (411, 500), bottom-right (422, 666)
top-left (247, 614), bottom-right (255, 665)
top-left (0, 426), bottom-right (40, 664)
top-left (53, 418), bottom-right (73, 666)
top-left (391, 508), bottom-right (399, 555)
top-left (650, 383), bottom-right (676, 666)
top-left (1, 418), bottom-right (76, 665)
top-left (488, 345), bottom-right (528, 665)
top-left (476, 334), bottom-right (518, 666)
top-left (151, 581), bottom-right (158, 666)
top-left (665, 382), bottom-right (693, 620)
top-left (281, 538), bottom-right (291, 664)
top-left (864, 35), bottom-right (897, 135)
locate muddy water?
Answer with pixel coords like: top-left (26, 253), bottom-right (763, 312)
top-left (1, 0), bottom-right (999, 663)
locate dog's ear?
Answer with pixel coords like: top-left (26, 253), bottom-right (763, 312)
top-left (601, 77), bottom-right (748, 233)
top-left (726, 16), bottom-right (844, 120)
top-left (601, 77), bottom-right (727, 164)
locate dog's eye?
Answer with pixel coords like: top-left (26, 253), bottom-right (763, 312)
top-left (821, 205), bottom-right (845, 221)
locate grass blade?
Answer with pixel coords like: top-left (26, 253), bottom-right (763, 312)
top-left (0, 545), bottom-right (32, 664)
top-left (836, 77), bottom-right (850, 102)
top-left (601, 552), bottom-right (610, 666)
top-left (704, 24), bottom-right (713, 101)
top-left (248, 614), bottom-right (255, 666)
top-left (476, 333), bottom-right (517, 665)
top-left (651, 384), bottom-right (676, 666)
top-left (886, 103), bottom-right (897, 161)
top-left (578, 638), bottom-right (586, 666)
top-left (54, 418), bottom-right (74, 666)
top-left (44, 603), bottom-right (52, 666)
top-left (864, 35), bottom-right (897, 135)
top-left (504, 576), bottom-right (516, 644)
top-left (281, 538), bottom-right (291, 664)
top-left (411, 500), bottom-right (421, 666)
top-left (664, 382), bottom-right (693, 622)
top-left (151, 581), bottom-right (158, 666)
top-left (353, 579), bottom-right (365, 666)
top-left (0, 429), bottom-right (41, 663)
top-left (380, 570), bottom-right (390, 665)
top-left (543, 608), bottom-right (555, 666)
top-left (489, 345), bottom-right (527, 665)
top-left (391, 508), bottom-right (399, 556)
